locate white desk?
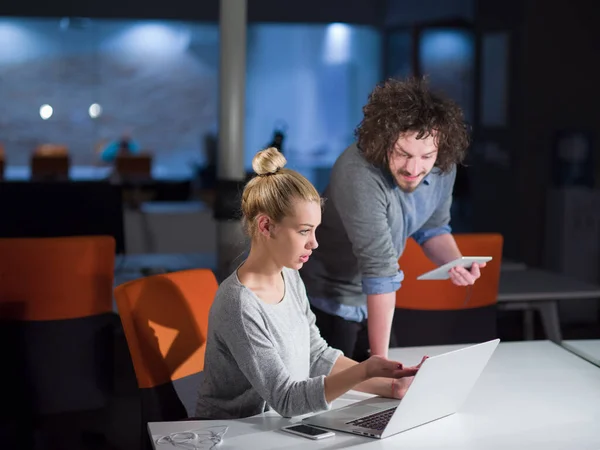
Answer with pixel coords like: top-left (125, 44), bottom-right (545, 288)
top-left (4, 164), bottom-right (193, 181)
top-left (149, 341), bottom-right (600, 449)
top-left (115, 253), bottom-right (216, 273)
top-left (563, 339), bottom-right (600, 366)
top-left (497, 268), bottom-right (600, 342)
top-left (124, 202), bottom-right (217, 255)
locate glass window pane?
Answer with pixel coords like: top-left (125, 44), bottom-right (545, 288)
top-left (386, 30), bottom-right (412, 79)
top-left (480, 32), bottom-right (510, 127)
top-left (246, 23), bottom-right (381, 189)
top-left (1, 19), bottom-right (382, 188)
top-left (0, 18), bottom-right (219, 179)
top-left (419, 28), bottom-right (475, 124)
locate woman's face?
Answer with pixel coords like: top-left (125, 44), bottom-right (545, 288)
top-left (260, 200), bottom-right (321, 270)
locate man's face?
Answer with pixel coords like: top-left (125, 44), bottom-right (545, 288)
top-left (388, 131), bottom-right (438, 193)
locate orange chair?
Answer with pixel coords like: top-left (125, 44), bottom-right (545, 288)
top-left (392, 233), bottom-right (503, 346)
top-left (0, 236), bottom-right (115, 321)
top-left (115, 152), bottom-right (153, 178)
top-left (114, 269), bottom-right (218, 424)
top-left (0, 236), bottom-right (116, 416)
top-left (31, 144), bottom-right (70, 180)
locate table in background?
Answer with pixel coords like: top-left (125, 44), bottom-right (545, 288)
top-left (500, 258), bottom-right (527, 271)
top-left (149, 341), bottom-right (600, 449)
top-left (497, 268), bottom-right (600, 342)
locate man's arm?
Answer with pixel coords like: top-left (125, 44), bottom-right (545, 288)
top-left (411, 166), bottom-right (457, 266)
top-left (420, 233), bottom-right (462, 266)
top-left (420, 232), bottom-right (484, 285)
top-left (367, 293), bottom-right (396, 357)
top-left (411, 167), bottom-right (484, 286)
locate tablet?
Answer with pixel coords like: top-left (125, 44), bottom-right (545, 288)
top-left (417, 256), bottom-right (492, 280)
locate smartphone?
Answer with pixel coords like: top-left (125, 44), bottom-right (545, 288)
top-left (281, 424), bottom-right (335, 440)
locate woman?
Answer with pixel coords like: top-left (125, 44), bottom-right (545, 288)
top-left (195, 148), bottom-right (426, 419)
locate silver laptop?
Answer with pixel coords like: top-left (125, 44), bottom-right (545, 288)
top-left (303, 338), bottom-right (500, 439)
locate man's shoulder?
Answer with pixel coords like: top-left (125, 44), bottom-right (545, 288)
top-left (334, 143), bottom-right (370, 169)
top-left (331, 143), bottom-right (389, 188)
top-left (427, 165), bottom-right (457, 191)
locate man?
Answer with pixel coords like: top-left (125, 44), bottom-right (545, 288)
top-left (300, 77), bottom-right (485, 361)
top-left (99, 130), bottom-right (140, 163)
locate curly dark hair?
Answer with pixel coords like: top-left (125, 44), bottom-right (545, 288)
top-left (355, 77), bottom-right (470, 173)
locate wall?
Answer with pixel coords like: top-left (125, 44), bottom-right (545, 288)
top-left (466, 0), bottom-right (523, 260)
top-left (520, 0), bottom-right (600, 266)
top-left (473, 0), bottom-right (600, 268)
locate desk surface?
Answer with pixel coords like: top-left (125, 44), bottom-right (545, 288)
top-left (149, 341), bottom-right (600, 449)
top-left (116, 253), bottom-right (216, 272)
top-left (498, 268), bottom-right (600, 302)
top-left (4, 164), bottom-right (193, 181)
top-left (563, 339), bottom-right (600, 366)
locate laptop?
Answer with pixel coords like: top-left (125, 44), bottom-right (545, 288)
top-left (303, 338), bottom-right (500, 439)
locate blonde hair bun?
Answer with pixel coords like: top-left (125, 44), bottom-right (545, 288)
top-left (252, 147), bottom-right (287, 176)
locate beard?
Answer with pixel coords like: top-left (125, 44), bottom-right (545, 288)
top-left (394, 170), bottom-right (427, 193)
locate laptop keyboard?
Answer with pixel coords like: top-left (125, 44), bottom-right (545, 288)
top-left (347, 407), bottom-right (397, 431)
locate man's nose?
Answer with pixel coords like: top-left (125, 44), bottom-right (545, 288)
top-left (404, 158), bottom-right (419, 175)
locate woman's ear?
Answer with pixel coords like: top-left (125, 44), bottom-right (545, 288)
top-left (256, 215), bottom-right (273, 238)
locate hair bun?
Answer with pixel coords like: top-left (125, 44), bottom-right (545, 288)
top-left (252, 147), bottom-right (287, 176)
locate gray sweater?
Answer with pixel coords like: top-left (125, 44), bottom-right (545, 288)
top-left (195, 267), bottom-right (343, 419)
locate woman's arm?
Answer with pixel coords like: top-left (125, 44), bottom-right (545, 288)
top-left (296, 270), bottom-right (419, 402)
top-left (328, 354), bottom-right (425, 399)
top-left (323, 355), bottom-right (417, 402)
top-left (329, 354), bottom-right (391, 397)
top-left (222, 306), bottom-right (329, 418)
top-left (220, 295), bottom-right (410, 418)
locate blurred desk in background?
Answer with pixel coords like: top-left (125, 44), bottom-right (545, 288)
top-left (498, 269), bottom-right (600, 343)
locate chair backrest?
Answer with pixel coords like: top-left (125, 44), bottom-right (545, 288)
top-left (0, 181), bottom-right (126, 254)
top-left (35, 144), bottom-right (69, 157)
top-left (115, 153), bottom-right (152, 178)
top-left (31, 144), bottom-right (70, 180)
top-left (114, 269), bottom-right (217, 389)
top-left (396, 233), bottom-right (503, 310)
top-left (0, 236), bottom-right (117, 415)
top-left (0, 236), bottom-right (115, 321)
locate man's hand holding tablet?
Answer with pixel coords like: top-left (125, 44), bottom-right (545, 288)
top-left (417, 257), bottom-right (492, 285)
